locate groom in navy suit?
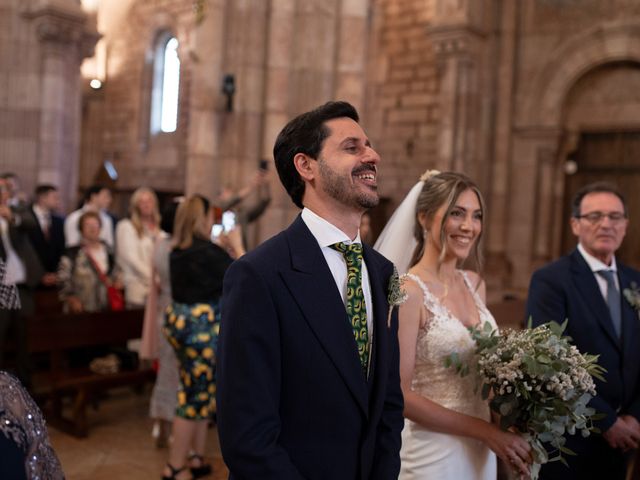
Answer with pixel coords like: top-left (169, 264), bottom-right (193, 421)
top-left (527, 182), bottom-right (640, 480)
top-left (217, 101), bottom-right (404, 479)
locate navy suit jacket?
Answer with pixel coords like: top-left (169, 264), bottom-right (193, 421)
top-left (24, 206), bottom-right (65, 274)
top-left (527, 249), bottom-right (640, 432)
top-left (217, 216), bottom-right (404, 480)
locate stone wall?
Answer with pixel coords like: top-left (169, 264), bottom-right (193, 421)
top-left (80, 0), bottom-right (194, 201)
top-left (505, 0), bottom-right (640, 290)
top-left (365, 0), bottom-right (440, 205)
top-left (0, 0), bottom-right (97, 210)
top-left (81, 0), bottom-right (373, 246)
top-left (70, 0), bottom-right (640, 294)
top-left (367, 0), bottom-right (640, 297)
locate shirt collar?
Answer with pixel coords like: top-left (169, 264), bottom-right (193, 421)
top-left (577, 243), bottom-right (617, 273)
top-left (33, 204), bottom-right (49, 219)
top-left (301, 207), bottom-right (362, 248)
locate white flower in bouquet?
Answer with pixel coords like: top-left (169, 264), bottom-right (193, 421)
top-left (445, 320), bottom-right (606, 479)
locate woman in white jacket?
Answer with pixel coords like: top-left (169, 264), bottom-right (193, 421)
top-left (116, 187), bottom-right (161, 307)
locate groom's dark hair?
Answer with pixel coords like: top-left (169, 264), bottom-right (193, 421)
top-left (273, 101), bottom-right (359, 209)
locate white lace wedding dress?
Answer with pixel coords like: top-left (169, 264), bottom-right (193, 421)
top-left (399, 272), bottom-right (498, 480)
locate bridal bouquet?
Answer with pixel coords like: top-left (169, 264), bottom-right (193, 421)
top-left (446, 321), bottom-right (606, 479)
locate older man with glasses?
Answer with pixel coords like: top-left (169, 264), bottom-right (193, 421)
top-left (527, 181), bottom-right (640, 480)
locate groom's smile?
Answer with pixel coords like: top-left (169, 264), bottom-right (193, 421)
top-left (315, 117), bottom-right (381, 211)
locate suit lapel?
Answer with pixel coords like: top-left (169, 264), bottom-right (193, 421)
top-left (29, 208), bottom-right (47, 244)
top-left (362, 245), bottom-right (390, 413)
top-left (570, 250), bottom-right (620, 350)
top-left (279, 217), bottom-right (369, 416)
top-left (618, 267), bottom-right (639, 359)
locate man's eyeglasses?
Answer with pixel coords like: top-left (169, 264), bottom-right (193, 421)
top-left (575, 211), bottom-right (627, 225)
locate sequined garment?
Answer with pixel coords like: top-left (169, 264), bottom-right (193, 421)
top-left (0, 371), bottom-right (64, 480)
top-left (399, 271), bottom-right (497, 480)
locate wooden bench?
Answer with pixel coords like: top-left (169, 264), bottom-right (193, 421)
top-left (27, 308), bottom-right (155, 438)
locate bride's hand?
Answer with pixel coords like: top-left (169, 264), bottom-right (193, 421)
top-left (482, 424), bottom-right (532, 477)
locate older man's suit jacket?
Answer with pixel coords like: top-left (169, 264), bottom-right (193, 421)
top-left (527, 249), bottom-right (640, 480)
top-left (217, 215), bottom-right (404, 480)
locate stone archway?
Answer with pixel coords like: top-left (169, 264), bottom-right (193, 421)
top-left (519, 21), bottom-right (640, 129)
top-left (560, 61), bottom-right (640, 270)
top-left (508, 22), bottom-right (640, 289)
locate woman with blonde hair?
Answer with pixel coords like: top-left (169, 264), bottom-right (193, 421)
top-left (161, 194), bottom-right (244, 480)
top-left (375, 171), bottom-right (531, 479)
top-left (115, 187), bottom-right (161, 307)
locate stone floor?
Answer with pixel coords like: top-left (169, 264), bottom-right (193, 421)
top-left (47, 387), bottom-right (228, 480)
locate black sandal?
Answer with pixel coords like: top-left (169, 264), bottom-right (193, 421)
top-left (188, 454), bottom-right (212, 479)
top-left (161, 463), bottom-right (190, 480)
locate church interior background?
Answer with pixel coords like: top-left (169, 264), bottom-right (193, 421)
top-left (2, 0), bottom-right (640, 477)
top-left (2, 0), bottom-right (640, 300)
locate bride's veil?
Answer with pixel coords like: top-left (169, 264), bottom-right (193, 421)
top-left (373, 181), bottom-right (423, 275)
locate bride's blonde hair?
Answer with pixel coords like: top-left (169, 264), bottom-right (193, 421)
top-left (409, 171), bottom-right (486, 272)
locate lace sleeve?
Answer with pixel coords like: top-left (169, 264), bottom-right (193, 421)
top-left (0, 372), bottom-right (65, 480)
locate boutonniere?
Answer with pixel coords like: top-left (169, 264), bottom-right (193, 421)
top-left (387, 267), bottom-right (408, 327)
top-left (623, 282), bottom-right (640, 316)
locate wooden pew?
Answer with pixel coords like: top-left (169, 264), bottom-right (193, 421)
top-left (27, 308), bottom-right (155, 438)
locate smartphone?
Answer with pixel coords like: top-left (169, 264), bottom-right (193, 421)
top-left (211, 224), bottom-right (223, 240)
top-left (222, 210), bottom-right (236, 232)
top-left (259, 159), bottom-right (269, 171)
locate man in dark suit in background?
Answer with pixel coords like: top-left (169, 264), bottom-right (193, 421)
top-left (527, 182), bottom-right (640, 480)
top-left (25, 185), bottom-right (65, 288)
top-left (0, 178), bottom-right (45, 387)
top-left (217, 101), bottom-right (404, 479)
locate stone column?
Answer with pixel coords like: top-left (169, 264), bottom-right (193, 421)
top-left (184, 0), bottom-right (226, 197)
top-left (507, 128), bottom-right (563, 291)
top-left (25, 0), bottom-right (98, 210)
top-left (258, 0), bottom-right (300, 240)
top-left (484, 0), bottom-right (518, 293)
top-left (334, 0), bottom-right (369, 113)
top-left (425, 0), bottom-right (489, 181)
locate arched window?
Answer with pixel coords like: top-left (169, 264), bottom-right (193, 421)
top-left (150, 33), bottom-right (180, 134)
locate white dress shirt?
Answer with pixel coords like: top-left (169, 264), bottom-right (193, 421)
top-left (32, 204), bottom-right (50, 235)
top-left (301, 208), bottom-right (373, 336)
top-left (577, 243), bottom-right (619, 300)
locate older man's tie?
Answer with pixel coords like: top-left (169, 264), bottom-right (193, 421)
top-left (597, 269), bottom-right (622, 339)
top-left (331, 242), bottom-right (369, 375)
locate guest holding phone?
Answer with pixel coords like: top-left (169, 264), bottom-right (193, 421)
top-left (161, 195), bottom-right (244, 480)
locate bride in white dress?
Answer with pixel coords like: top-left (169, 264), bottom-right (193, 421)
top-left (375, 171), bottom-right (531, 479)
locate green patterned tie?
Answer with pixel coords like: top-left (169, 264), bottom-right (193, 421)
top-left (330, 242), bottom-right (370, 375)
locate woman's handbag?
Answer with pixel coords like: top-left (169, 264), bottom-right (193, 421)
top-left (84, 248), bottom-right (125, 311)
top-left (106, 285), bottom-right (125, 311)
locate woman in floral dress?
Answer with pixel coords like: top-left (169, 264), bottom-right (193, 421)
top-left (161, 195), bottom-right (244, 480)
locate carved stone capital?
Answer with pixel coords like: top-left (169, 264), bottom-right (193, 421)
top-left (23, 1), bottom-right (100, 60)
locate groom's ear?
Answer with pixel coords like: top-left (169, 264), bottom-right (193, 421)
top-left (293, 153), bottom-right (316, 182)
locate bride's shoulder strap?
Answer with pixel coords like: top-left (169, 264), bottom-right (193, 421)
top-left (402, 273), bottom-right (429, 302)
top-left (459, 269), bottom-right (482, 291)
